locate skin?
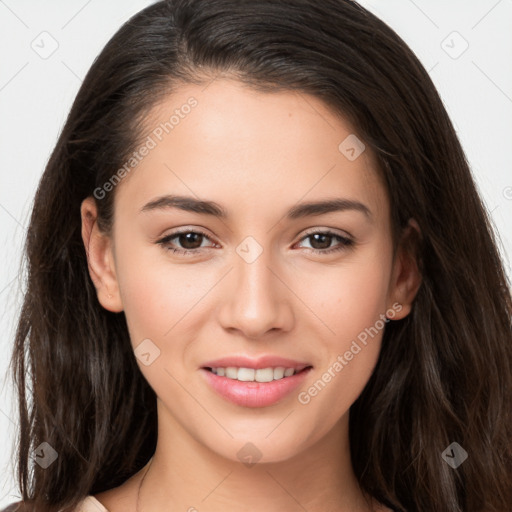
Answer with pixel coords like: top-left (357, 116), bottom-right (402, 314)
top-left (81, 78), bottom-right (421, 512)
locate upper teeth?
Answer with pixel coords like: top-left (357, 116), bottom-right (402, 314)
top-left (211, 367), bottom-right (296, 382)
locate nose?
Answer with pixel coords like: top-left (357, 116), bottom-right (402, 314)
top-left (218, 247), bottom-right (294, 339)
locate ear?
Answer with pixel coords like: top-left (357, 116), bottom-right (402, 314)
top-left (80, 197), bottom-right (123, 312)
top-left (386, 218), bottom-right (422, 320)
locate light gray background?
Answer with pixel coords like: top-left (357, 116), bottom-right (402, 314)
top-left (1, 0), bottom-right (511, 505)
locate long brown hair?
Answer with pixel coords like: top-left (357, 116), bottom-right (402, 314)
top-left (6, 1), bottom-right (512, 511)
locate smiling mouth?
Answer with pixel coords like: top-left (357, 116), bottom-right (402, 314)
top-left (204, 366), bottom-right (313, 383)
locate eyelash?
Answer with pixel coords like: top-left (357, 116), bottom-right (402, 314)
top-left (156, 228), bottom-right (354, 256)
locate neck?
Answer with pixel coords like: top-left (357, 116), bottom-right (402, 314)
top-left (136, 401), bottom-right (376, 512)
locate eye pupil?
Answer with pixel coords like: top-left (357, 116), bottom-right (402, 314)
top-left (179, 232), bottom-right (203, 249)
top-left (310, 233), bottom-right (332, 250)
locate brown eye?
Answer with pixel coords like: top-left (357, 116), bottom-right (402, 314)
top-left (308, 233), bottom-right (334, 250)
top-left (297, 230), bottom-right (354, 255)
top-left (157, 229), bottom-right (216, 255)
top-left (176, 232), bottom-right (204, 250)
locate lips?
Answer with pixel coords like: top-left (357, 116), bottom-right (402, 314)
top-left (200, 355), bottom-right (313, 408)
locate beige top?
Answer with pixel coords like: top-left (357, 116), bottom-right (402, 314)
top-left (74, 496), bottom-right (109, 512)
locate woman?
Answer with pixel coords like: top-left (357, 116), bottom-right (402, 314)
top-left (4, 0), bottom-right (512, 511)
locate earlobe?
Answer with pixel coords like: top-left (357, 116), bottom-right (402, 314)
top-left (387, 218), bottom-right (423, 320)
top-left (80, 197), bottom-right (123, 312)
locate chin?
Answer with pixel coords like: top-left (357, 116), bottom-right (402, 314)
top-left (204, 429), bottom-right (315, 466)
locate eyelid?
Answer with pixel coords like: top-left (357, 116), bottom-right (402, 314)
top-left (294, 228), bottom-right (354, 254)
top-left (156, 226), bottom-right (354, 256)
top-left (157, 227), bottom-right (217, 247)
top-left (299, 226), bottom-right (353, 240)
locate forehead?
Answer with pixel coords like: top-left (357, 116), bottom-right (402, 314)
top-left (112, 78), bottom-right (389, 227)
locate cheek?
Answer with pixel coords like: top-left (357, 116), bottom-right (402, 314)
top-left (116, 266), bottom-right (170, 343)
top-left (112, 240), bottom-right (197, 347)
top-left (304, 246), bottom-right (393, 348)
top-left (336, 263), bottom-right (390, 337)
top-left (295, 245), bottom-right (392, 418)
top-left (112, 248), bottom-right (206, 399)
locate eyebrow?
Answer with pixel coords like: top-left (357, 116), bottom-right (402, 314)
top-left (140, 195), bottom-right (372, 221)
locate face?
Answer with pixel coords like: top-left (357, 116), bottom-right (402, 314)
top-left (82, 78), bottom-right (420, 464)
